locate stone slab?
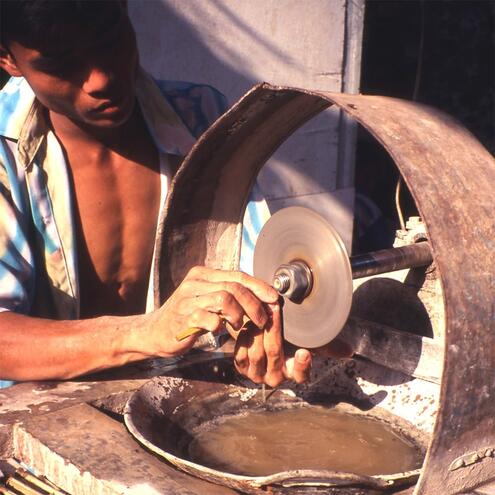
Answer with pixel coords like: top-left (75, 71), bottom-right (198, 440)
top-left (13, 403), bottom-right (235, 495)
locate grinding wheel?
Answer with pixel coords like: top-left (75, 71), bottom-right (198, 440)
top-left (253, 206), bottom-right (353, 348)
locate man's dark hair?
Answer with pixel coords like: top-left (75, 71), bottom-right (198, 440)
top-left (1, 0), bottom-right (125, 52)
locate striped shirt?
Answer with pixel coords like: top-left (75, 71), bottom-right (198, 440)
top-left (0, 69), bottom-right (269, 387)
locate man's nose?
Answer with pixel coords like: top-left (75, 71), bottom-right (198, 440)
top-left (82, 66), bottom-right (116, 97)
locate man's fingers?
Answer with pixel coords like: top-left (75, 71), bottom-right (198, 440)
top-left (179, 292), bottom-right (245, 330)
top-left (234, 330), bottom-right (252, 376)
top-left (234, 326), bottom-right (267, 384)
top-left (187, 267), bottom-right (279, 304)
top-left (219, 281), bottom-right (268, 328)
top-left (179, 279), bottom-right (269, 329)
top-left (186, 308), bottom-right (223, 333)
top-left (246, 327), bottom-right (266, 383)
top-left (263, 304), bottom-right (285, 387)
top-left (286, 348), bottom-right (312, 384)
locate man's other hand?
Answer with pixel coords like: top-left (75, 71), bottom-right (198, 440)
top-left (234, 302), bottom-right (354, 386)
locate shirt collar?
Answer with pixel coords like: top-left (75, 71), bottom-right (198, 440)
top-left (0, 68), bottom-right (196, 170)
top-left (0, 77), bottom-right (45, 169)
top-left (0, 76), bottom-right (36, 140)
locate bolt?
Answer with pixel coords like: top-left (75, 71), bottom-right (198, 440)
top-left (273, 273), bottom-right (290, 294)
top-left (272, 261), bottom-right (313, 302)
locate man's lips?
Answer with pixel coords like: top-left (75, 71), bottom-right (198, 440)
top-left (92, 95), bottom-right (126, 114)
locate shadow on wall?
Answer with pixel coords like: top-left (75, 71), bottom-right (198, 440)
top-left (130, 0), bottom-right (305, 98)
top-left (128, 0), bottom-right (348, 209)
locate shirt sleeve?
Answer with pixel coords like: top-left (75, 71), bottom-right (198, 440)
top-left (0, 139), bottom-right (35, 315)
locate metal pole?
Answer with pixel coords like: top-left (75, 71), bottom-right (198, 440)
top-left (350, 241), bottom-right (433, 279)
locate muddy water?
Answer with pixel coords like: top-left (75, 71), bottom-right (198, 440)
top-left (188, 406), bottom-right (422, 476)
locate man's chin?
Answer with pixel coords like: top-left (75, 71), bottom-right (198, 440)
top-left (87, 115), bottom-right (131, 129)
top-left (84, 97), bottom-right (136, 129)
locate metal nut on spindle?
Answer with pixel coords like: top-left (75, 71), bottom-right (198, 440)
top-left (273, 272), bottom-right (290, 293)
top-left (273, 261), bottom-right (313, 302)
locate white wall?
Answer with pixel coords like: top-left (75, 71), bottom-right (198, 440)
top-left (128, 0), bottom-right (363, 249)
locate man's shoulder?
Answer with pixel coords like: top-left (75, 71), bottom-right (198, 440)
top-left (0, 77), bottom-right (36, 140)
top-left (153, 79), bottom-right (228, 138)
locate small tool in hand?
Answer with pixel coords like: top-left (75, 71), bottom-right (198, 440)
top-left (176, 315), bottom-right (252, 342)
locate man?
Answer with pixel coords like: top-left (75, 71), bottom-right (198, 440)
top-left (0, 1), bottom-right (348, 388)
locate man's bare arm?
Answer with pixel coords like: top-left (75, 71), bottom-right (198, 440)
top-left (0, 311), bottom-right (151, 380)
top-left (0, 267), bottom-right (317, 383)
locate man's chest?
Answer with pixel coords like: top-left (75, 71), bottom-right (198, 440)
top-left (70, 150), bottom-right (161, 317)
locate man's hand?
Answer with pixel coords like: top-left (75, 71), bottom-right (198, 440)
top-left (142, 266), bottom-right (353, 387)
top-left (233, 302), bottom-right (306, 386)
top-left (143, 266), bottom-right (278, 357)
top-left (233, 302), bottom-right (354, 387)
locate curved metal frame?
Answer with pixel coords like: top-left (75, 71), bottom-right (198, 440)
top-left (155, 83), bottom-right (495, 494)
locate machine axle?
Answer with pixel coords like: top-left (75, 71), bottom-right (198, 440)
top-left (272, 241), bottom-right (433, 300)
top-left (350, 241), bottom-right (433, 279)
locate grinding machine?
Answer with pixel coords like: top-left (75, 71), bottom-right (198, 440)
top-left (0, 85), bottom-right (494, 495)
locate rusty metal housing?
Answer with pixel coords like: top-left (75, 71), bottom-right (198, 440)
top-left (155, 84), bottom-right (495, 494)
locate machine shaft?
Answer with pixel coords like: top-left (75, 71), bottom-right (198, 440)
top-left (272, 241), bottom-right (433, 300)
top-left (350, 241), bottom-right (433, 279)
